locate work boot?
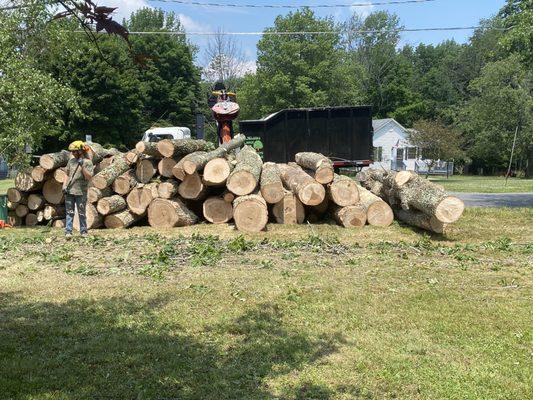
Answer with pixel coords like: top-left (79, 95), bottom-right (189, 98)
top-left (65, 232), bottom-right (73, 239)
top-left (80, 231), bottom-right (89, 237)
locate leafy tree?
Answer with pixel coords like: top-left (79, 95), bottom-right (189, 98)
top-left (498, 0), bottom-right (533, 66)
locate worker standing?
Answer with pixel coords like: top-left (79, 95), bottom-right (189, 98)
top-left (63, 141), bottom-right (94, 237)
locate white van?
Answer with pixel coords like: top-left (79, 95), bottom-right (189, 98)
top-left (142, 127), bottom-right (191, 142)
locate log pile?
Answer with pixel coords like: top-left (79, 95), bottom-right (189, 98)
top-left (7, 137), bottom-right (464, 233)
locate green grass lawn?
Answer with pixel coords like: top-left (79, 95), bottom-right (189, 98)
top-left (0, 207), bottom-right (532, 399)
top-left (429, 175), bottom-right (533, 193)
top-left (0, 179), bottom-right (14, 195)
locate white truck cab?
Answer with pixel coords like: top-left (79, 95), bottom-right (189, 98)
top-left (142, 127), bottom-right (191, 142)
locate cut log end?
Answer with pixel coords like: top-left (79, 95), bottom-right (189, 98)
top-left (261, 182), bottom-right (285, 204)
top-left (329, 178), bottom-right (359, 207)
top-left (435, 196), bottom-right (464, 224)
top-left (315, 168), bottom-right (334, 185)
top-left (233, 195), bottom-right (268, 232)
top-left (299, 183), bottom-right (326, 206)
top-left (367, 201), bottom-right (394, 227)
top-left (203, 197), bottom-right (233, 224)
top-left (91, 176), bottom-right (109, 191)
top-left (227, 170), bottom-right (257, 196)
top-left (148, 198), bottom-right (198, 228)
top-left (394, 171), bottom-right (415, 187)
top-left (203, 158), bottom-right (231, 186)
top-left (334, 205), bottom-right (367, 228)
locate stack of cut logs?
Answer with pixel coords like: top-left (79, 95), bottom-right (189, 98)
top-left (5, 136), bottom-right (464, 233)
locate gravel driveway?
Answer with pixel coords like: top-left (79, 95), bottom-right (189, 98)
top-left (451, 192), bottom-right (533, 208)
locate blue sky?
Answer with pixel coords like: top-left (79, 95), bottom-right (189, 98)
top-left (107, 0), bottom-right (507, 69)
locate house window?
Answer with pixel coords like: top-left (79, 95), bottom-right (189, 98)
top-left (406, 147), bottom-right (417, 159)
top-left (373, 147), bottom-right (383, 162)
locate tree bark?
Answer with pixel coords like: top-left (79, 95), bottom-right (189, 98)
top-left (394, 208), bottom-right (446, 234)
top-left (74, 203), bottom-right (103, 230)
top-left (135, 141), bottom-right (163, 158)
top-left (178, 172), bottom-right (208, 200)
top-left (203, 197), bottom-right (233, 224)
top-left (94, 157), bottom-right (114, 174)
top-left (158, 157), bottom-right (179, 178)
top-left (8, 212), bottom-right (22, 227)
top-left (272, 191), bottom-right (305, 224)
top-left (158, 180), bottom-right (180, 199)
top-left (136, 158), bottom-right (159, 184)
top-left (173, 152), bottom-right (205, 181)
top-left (39, 150), bottom-right (70, 170)
top-left (25, 213), bottom-right (39, 227)
top-left (126, 182), bottom-right (159, 215)
top-left (203, 158), bottom-right (234, 186)
top-left (227, 145), bottom-right (263, 196)
top-left (356, 184), bottom-right (394, 227)
top-left (53, 167), bottom-right (68, 184)
top-left (157, 139), bottom-right (214, 158)
top-left (15, 170), bottom-right (43, 192)
top-left (148, 198), bottom-right (198, 228)
top-left (295, 152), bottom-right (334, 184)
top-left (27, 194), bottom-right (45, 211)
top-left (31, 166), bottom-right (52, 183)
top-left (260, 162), bottom-right (284, 204)
top-left (7, 188), bottom-right (27, 204)
top-left (113, 170), bottom-right (138, 195)
top-left (15, 204), bottom-right (29, 218)
top-left (87, 186), bottom-right (113, 204)
top-left (331, 205), bottom-right (367, 228)
top-left (91, 155), bottom-right (130, 190)
top-left (97, 195), bottom-right (127, 216)
top-left (43, 205), bottom-right (65, 220)
top-left (43, 179), bottom-right (64, 205)
top-left (233, 192), bottom-right (268, 232)
top-left (125, 149), bottom-right (140, 165)
top-left (105, 209), bottom-right (145, 229)
top-left (328, 174), bottom-right (359, 207)
top-left (278, 164), bottom-right (325, 206)
top-left (7, 200), bottom-right (18, 210)
top-left (86, 142), bottom-right (113, 164)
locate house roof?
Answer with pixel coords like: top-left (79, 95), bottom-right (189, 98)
top-left (372, 118), bottom-right (408, 134)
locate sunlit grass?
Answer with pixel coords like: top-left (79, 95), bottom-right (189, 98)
top-left (430, 175), bottom-right (533, 193)
top-left (0, 179), bottom-right (14, 195)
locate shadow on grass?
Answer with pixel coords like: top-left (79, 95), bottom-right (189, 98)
top-left (0, 292), bottom-right (339, 399)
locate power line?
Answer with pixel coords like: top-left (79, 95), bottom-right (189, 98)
top-left (147, 0), bottom-right (437, 9)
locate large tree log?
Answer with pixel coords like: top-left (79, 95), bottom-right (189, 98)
top-left (260, 162), bottom-right (284, 204)
top-left (39, 150), bottom-right (70, 170)
top-left (136, 158), bottom-right (159, 183)
top-left (394, 208), bottom-right (446, 234)
top-left (278, 164), bottom-right (325, 206)
top-left (331, 205), bottom-right (367, 228)
top-left (226, 146), bottom-right (263, 196)
top-left (295, 152), bottom-right (334, 184)
top-left (178, 172), bottom-right (208, 200)
top-left (97, 195), bottom-right (127, 216)
top-left (7, 200), bottom-right (18, 211)
top-left (53, 167), bottom-right (68, 184)
top-left (172, 152), bottom-right (205, 181)
top-left (203, 158), bottom-right (234, 186)
top-left (105, 209), bottom-right (145, 229)
top-left (91, 155), bottom-right (130, 190)
top-left (125, 149), bottom-right (140, 165)
top-left (147, 198), bottom-right (198, 228)
top-left (158, 157), bottom-right (179, 178)
top-left (31, 166), bottom-right (52, 183)
top-left (126, 183), bottom-right (159, 215)
top-left (158, 180), bottom-right (180, 199)
top-left (157, 139), bottom-right (214, 158)
top-left (113, 170), bottom-right (138, 195)
top-left (43, 204), bottom-right (65, 220)
top-left (27, 194), bottom-right (45, 211)
top-left (52, 219), bottom-right (66, 229)
top-left (203, 197), bottom-right (233, 224)
top-left (328, 174), bottom-right (359, 207)
top-left (8, 212), bottom-right (22, 227)
top-left (87, 186), bottom-right (113, 204)
top-left (73, 203), bottom-right (103, 231)
top-left (86, 142), bottom-right (113, 164)
top-left (7, 188), bottom-right (27, 204)
top-left (15, 204), bottom-right (29, 218)
top-left (15, 170), bottom-right (43, 192)
top-left (272, 191), bottom-right (305, 224)
top-left (25, 213), bottom-right (39, 227)
top-left (135, 141), bottom-right (163, 158)
top-left (94, 157), bottom-right (114, 174)
top-left (182, 134), bottom-right (246, 175)
top-left (306, 197), bottom-right (330, 223)
top-left (356, 185), bottom-right (394, 227)
top-left (42, 179), bottom-right (64, 205)
top-left (233, 193), bottom-right (268, 232)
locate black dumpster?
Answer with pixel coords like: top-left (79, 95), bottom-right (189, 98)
top-left (239, 106), bottom-right (373, 168)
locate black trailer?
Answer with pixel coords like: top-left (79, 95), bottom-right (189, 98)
top-left (238, 106), bottom-right (373, 170)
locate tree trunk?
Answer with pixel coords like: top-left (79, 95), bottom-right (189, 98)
top-left (52, 219), bottom-right (66, 229)
top-left (328, 174), bottom-right (359, 207)
top-left (53, 168), bottom-right (68, 184)
top-left (15, 170), bottom-right (43, 192)
top-left (157, 139), bottom-right (214, 158)
top-left (25, 213), bottom-right (39, 226)
top-left (27, 194), bottom-right (45, 211)
top-left (7, 188), bottom-right (27, 204)
top-left (113, 170), bottom-right (138, 195)
top-left (105, 209), bottom-right (145, 229)
top-left (272, 191), bottom-right (305, 224)
top-left (294, 152), bottom-right (334, 184)
top-left (42, 179), bottom-right (64, 205)
top-left (43, 205), bottom-right (65, 220)
top-left (331, 205), bottom-right (367, 228)
top-left (158, 157), bottom-right (179, 178)
top-left (203, 197), bottom-right (233, 224)
top-left (126, 182), bottom-right (159, 215)
top-left (233, 193), bottom-right (268, 232)
top-left (203, 158), bottom-right (234, 186)
top-left (173, 152), bottom-right (205, 181)
top-left (39, 150), bottom-right (70, 170)
top-left (356, 185), bottom-right (394, 227)
top-left (222, 191), bottom-right (235, 203)
top-left (136, 158), bottom-right (159, 184)
top-left (87, 186), bottom-right (113, 204)
top-left (73, 202), bottom-right (103, 230)
top-left (97, 195), bottom-right (127, 216)
top-left (91, 155), bottom-right (130, 190)
top-left (278, 164), bottom-right (325, 206)
top-left (394, 208), bottom-right (446, 234)
top-left (178, 172), bottom-right (208, 200)
top-left (95, 157), bottom-right (114, 174)
top-left (148, 198), bottom-right (198, 228)
top-left (31, 166), bottom-right (52, 183)
top-left (260, 162), bottom-right (284, 204)
top-left (125, 149), bottom-right (140, 165)
top-left (86, 142), bottom-right (113, 164)
top-left (15, 204), bottom-right (29, 218)
top-left (182, 134), bottom-right (245, 175)
top-left (227, 145), bottom-right (263, 196)
top-left (135, 141), bottom-right (163, 158)
top-left (158, 180), bottom-right (180, 199)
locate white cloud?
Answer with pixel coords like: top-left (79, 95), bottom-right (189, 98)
top-left (351, 2), bottom-right (375, 18)
top-left (178, 13), bottom-right (212, 33)
top-left (241, 60), bottom-right (257, 75)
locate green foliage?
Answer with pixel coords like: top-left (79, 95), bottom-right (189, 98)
top-left (498, 0), bottom-right (533, 66)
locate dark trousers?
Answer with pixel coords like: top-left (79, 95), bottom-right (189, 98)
top-left (65, 194), bottom-right (87, 234)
